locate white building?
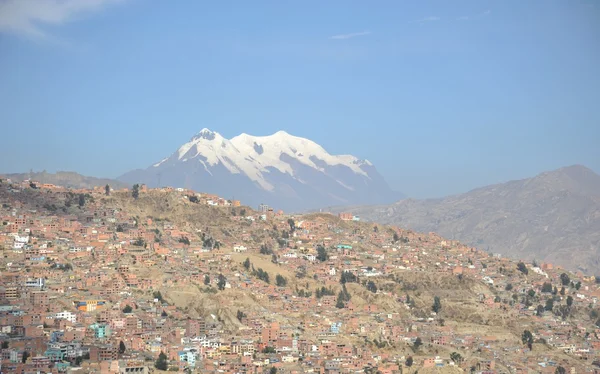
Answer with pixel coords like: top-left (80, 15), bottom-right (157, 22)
top-left (54, 311), bottom-right (77, 323)
top-left (14, 235), bottom-right (29, 243)
top-left (25, 278), bottom-right (45, 288)
top-left (233, 245), bottom-right (247, 253)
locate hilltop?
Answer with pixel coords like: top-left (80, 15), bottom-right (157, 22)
top-left (2, 170), bottom-right (129, 190)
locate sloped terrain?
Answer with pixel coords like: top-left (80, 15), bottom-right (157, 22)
top-left (332, 165), bottom-right (600, 274)
top-left (2, 171), bottom-right (128, 190)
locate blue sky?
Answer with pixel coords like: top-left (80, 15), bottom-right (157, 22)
top-left (0, 0), bottom-right (598, 198)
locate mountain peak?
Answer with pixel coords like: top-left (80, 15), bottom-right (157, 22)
top-left (554, 164), bottom-right (595, 175)
top-left (191, 128), bottom-right (218, 142)
top-left (541, 164), bottom-right (600, 197)
top-left (120, 128), bottom-right (400, 211)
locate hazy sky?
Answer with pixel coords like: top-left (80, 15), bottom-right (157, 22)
top-left (0, 0), bottom-right (598, 198)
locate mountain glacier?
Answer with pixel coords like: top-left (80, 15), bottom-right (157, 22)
top-left (118, 129), bottom-right (401, 211)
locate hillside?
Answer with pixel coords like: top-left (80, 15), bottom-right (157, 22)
top-left (2, 170), bottom-right (129, 190)
top-left (327, 165), bottom-right (600, 274)
top-left (1, 180), bottom-right (599, 372)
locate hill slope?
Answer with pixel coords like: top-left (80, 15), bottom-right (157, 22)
top-left (2, 170), bottom-right (129, 190)
top-left (330, 165), bottom-right (600, 274)
top-left (1, 180), bottom-right (599, 371)
top-left (118, 129), bottom-right (401, 211)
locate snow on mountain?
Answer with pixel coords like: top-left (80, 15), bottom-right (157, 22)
top-left (119, 129), bottom-right (401, 211)
top-left (229, 130), bottom-right (371, 184)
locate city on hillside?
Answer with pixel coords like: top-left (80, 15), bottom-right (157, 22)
top-left (0, 178), bottom-right (599, 373)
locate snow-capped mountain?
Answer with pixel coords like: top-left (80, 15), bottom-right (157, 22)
top-left (118, 129), bottom-right (401, 211)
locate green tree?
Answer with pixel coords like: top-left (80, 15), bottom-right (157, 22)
top-left (295, 265), bottom-right (307, 279)
top-left (204, 275), bottom-right (210, 286)
top-left (287, 218), bottom-right (295, 232)
top-left (405, 356), bottom-right (413, 367)
top-left (316, 245), bottom-right (328, 262)
top-left (450, 352), bottom-right (463, 364)
top-left (555, 367), bottom-right (566, 374)
top-left (517, 262), bottom-right (528, 275)
top-left (545, 299), bottom-right (554, 311)
top-left (505, 283), bottom-right (513, 291)
top-left (275, 274), bottom-right (287, 287)
top-left (119, 340), bottom-right (126, 354)
top-left (340, 271), bottom-right (358, 284)
top-left (262, 346), bottom-right (276, 354)
top-left (366, 280), bottom-right (377, 293)
top-left (566, 295), bottom-right (573, 307)
top-left (560, 286), bottom-right (565, 296)
top-left (527, 289), bottom-right (536, 298)
top-left (336, 291), bottom-right (346, 309)
top-left (260, 244), bottom-right (273, 255)
top-left (217, 274), bottom-right (227, 290)
top-left (575, 281), bottom-right (581, 290)
top-left (560, 273), bottom-right (570, 286)
top-left (236, 310), bottom-right (246, 322)
top-left (1, 341), bottom-right (8, 349)
top-left (541, 282), bottom-right (553, 293)
top-left (254, 268), bottom-right (270, 283)
top-left (270, 367), bottom-right (277, 374)
top-left (105, 184), bottom-right (110, 196)
top-left (132, 184), bottom-right (140, 199)
top-left (78, 194), bottom-right (86, 207)
top-left (413, 337), bottom-right (423, 350)
top-left (153, 291), bottom-right (164, 302)
top-left (393, 232), bottom-right (400, 243)
top-left (243, 258), bottom-right (251, 270)
top-left (122, 305), bottom-right (133, 313)
top-left (522, 330), bottom-right (533, 350)
top-left (22, 351), bottom-right (30, 363)
top-left (240, 208), bottom-right (246, 216)
top-left (342, 283), bottom-right (351, 301)
top-left (432, 296), bottom-right (442, 313)
top-left (155, 351), bottom-right (168, 370)
top-left (536, 304), bottom-right (544, 316)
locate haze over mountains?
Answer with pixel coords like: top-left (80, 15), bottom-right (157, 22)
top-left (3, 171), bottom-right (129, 190)
top-left (328, 165), bottom-right (600, 274)
top-left (118, 129), bottom-right (401, 211)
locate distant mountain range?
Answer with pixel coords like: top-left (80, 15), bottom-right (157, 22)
top-left (325, 165), bottom-right (600, 275)
top-left (1, 171), bottom-right (129, 190)
top-left (118, 129), bottom-right (402, 211)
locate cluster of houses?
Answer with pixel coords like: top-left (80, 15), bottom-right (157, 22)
top-left (0, 177), bottom-right (599, 373)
